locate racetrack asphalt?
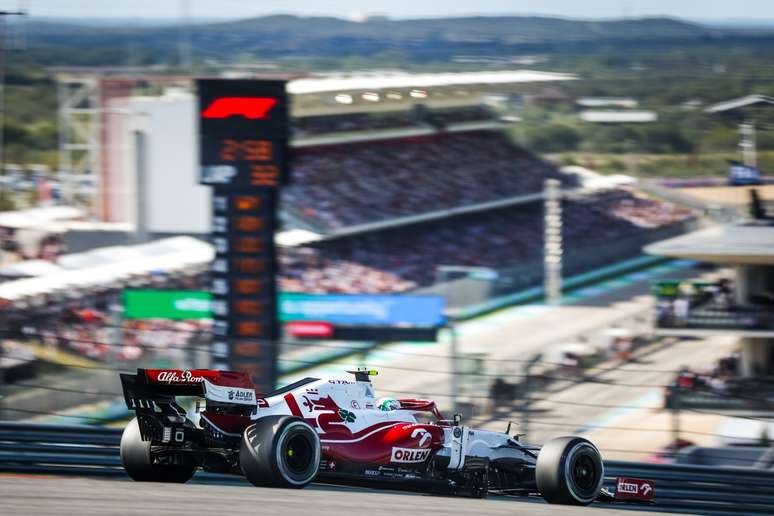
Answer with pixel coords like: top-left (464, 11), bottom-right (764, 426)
top-left (0, 475), bottom-right (669, 515)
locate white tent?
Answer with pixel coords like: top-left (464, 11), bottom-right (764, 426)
top-left (0, 260), bottom-right (63, 278)
top-left (0, 236), bottom-right (214, 302)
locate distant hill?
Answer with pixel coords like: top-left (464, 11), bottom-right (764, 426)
top-left (23, 15), bottom-right (774, 63)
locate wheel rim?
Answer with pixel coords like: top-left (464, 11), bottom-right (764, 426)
top-left (568, 450), bottom-right (600, 500)
top-left (283, 433), bottom-right (313, 475)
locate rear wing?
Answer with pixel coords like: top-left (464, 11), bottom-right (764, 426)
top-left (120, 368), bottom-right (255, 411)
top-left (120, 368), bottom-right (257, 443)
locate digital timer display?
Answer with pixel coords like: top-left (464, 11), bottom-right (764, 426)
top-left (197, 79), bottom-right (288, 394)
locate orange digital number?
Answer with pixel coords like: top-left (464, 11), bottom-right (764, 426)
top-left (235, 321), bottom-right (264, 337)
top-left (234, 195), bottom-right (263, 211)
top-left (233, 216), bottom-right (265, 232)
top-left (219, 139), bottom-right (240, 161)
top-left (243, 140), bottom-right (273, 161)
top-left (232, 257), bottom-right (266, 275)
top-left (233, 279), bottom-right (263, 295)
top-left (233, 341), bottom-right (263, 358)
top-left (233, 299), bottom-right (265, 317)
top-left (249, 165), bottom-right (280, 187)
top-left (219, 140), bottom-right (273, 162)
top-left (232, 236), bottom-right (264, 254)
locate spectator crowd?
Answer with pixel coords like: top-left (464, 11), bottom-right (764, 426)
top-left (1, 268), bottom-right (211, 365)
top-left (285, 131), bottom-right (574, 229)
top-left (280, 189), bottom-right (695, 293)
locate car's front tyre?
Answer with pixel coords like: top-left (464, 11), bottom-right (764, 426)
top-left (536, 436), bottom-right (604, 505)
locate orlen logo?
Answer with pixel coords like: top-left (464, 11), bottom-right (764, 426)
top-left (390, 447), bottom-right (431, 464)
top-left (201, 97), bottom-right (277, 119)
top-left (615, 477), bottom-right (655, 501)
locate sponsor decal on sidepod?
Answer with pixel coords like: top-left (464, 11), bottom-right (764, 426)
top-left (391, 447), bottom-right (431, 463)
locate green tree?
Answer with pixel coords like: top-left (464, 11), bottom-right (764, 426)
top-left (525, 124), bottom-right (580, 153)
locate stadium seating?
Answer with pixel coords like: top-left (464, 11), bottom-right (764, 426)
top-left (279, 189), bottom-right (695, 293)
top-left (285, 131), bottom-right (575, 229)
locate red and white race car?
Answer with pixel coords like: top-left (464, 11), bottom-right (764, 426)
top-left (119, 368), bottom-right (654, 505)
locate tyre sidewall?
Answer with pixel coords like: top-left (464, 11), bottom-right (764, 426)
top-left (241, 416), bottom-right (320, 488)
top-left (120, 417), bottom-right (159, 482)
top-left (536, 436), bottom-right (604, 505)
top-left (120, 417), bottom-right (196, 483)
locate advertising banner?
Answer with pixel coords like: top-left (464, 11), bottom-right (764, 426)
top-left (279, 293), bottom-right (446, 328)
top-left (123, 290), bottom-right (212, 320)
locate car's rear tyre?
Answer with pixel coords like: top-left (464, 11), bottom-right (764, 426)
top-left (536, 436), bottom-right (604, 505)
top-left (240, 416), bottom-right (320, 488)
top-left (120, 417), bottom-right (196, 483)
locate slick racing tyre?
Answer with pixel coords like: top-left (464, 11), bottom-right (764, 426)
top-left (240, 416), bottom-right (321, 488)
top-left (120, 418), bottom-right (197, 483)
top-left (536, 436), bottom-right (604, 505)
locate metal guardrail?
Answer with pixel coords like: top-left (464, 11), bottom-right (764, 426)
top-left (1, 421), bottom-right (774, 515)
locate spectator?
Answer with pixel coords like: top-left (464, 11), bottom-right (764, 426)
top-left (279, 189), bottom-right (695, 293)
top-left (285, 131), bottom-right (577, 229)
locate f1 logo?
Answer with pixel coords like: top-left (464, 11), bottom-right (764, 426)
top-left (202, 97), bottom-right (278, 119)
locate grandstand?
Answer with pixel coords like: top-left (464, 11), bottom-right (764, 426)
top-left (35, 69), bottom-right (700, 300)
top-left (280, 189), bottom-right (696, 294)
top-left (285, 130), bottom-right (574, 230)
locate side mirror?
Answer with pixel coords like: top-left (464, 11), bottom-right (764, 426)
top-left (453, 413), bottom-right (462, 426)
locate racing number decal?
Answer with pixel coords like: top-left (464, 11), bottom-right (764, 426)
top-left (411, 428), bottom-right (431, 447)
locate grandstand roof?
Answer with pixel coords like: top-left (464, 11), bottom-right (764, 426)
top-left (705, 94), bottom-right (774, 114)
top-left (0, 206), bottom-right (85, 230)
top-left (579, 110), bottom-right (658, 123)
top-left (645, 223), bottom-right (774, 265)
top-left (287, 70), bottom-right (576, 95)
top-left (576, 97), bottom-right (638, 109)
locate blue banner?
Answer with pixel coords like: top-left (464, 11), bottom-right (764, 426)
top-left (728, 161), bottom-right (761, 185)
top-left (279, 293), bottom-right (446, 328)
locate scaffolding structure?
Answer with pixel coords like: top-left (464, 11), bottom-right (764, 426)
top-left (57, 75), bottom-right (101, 210)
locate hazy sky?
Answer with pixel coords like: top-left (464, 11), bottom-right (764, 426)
top-left (8, 0), bottom-right (774, 21)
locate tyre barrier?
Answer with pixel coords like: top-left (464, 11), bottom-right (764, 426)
top-left (1, 421), bottom-right (774, 515)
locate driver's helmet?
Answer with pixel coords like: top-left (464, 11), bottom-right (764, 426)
top-left (377, 398), bottom-right (401, 411)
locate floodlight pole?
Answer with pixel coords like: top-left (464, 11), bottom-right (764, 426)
top-left (543, 179), bottom-right (563, 304)
top-left (449, 318), bottom-right (459, 415)
top-left (740, 122), bottom-right (757, 168)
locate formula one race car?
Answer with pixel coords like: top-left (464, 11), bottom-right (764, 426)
top-left (119, 368), bottom-right (654, 505)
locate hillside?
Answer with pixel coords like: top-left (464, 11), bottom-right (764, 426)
top-left (24, 15), bottom-right (756, 62)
